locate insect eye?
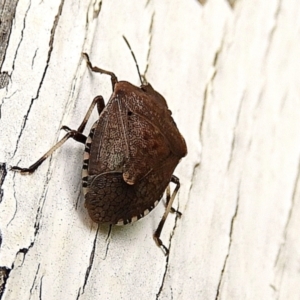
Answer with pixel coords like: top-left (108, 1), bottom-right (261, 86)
top-left (127, 111), bottom-right (133, 116)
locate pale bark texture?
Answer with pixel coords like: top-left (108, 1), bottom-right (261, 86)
top-left (1, 0), bottom-right (300, 299)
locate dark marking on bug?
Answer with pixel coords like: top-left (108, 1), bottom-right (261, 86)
top-left (11, 37), bottom-right (187, 255)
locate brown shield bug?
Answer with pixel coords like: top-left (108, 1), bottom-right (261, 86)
top-left (11, 37), bottom-right (187, 255)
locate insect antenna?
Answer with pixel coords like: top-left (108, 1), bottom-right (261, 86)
top-left (122, 35), bottom-right (145, 85)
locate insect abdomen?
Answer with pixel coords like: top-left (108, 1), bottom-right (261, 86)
top-left (84, 172), bottom-right (160, 225)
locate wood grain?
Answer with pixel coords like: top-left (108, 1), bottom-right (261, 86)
top-left (1, 0), bottom-right (300, 299)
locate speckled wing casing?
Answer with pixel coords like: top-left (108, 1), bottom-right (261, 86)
top-left (82, 81), bottom-right (187, 225)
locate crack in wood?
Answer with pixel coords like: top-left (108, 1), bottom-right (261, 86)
top-left (102, 237), bottom-right (111, 261)
top-left (75, 186), bottom-right (82, 210)
top-left (145, 0), bottom-right (151, 8)
top-left (156, 201), bottom-right (181, 299)
top-left (86, 0), bottom-right (102, 24)
top-left (200, 38), bottom-right (224, 143)
top-left (272, 155), bottom-right (300, 293)
top-left (0, 0), bottom-right (19, 89)
top-left (55, 0), bottom-right (103, 144)
top-left (29, 263), bottom-right (41, 295)
top-left (7, 169), bottom-right (18, 226)
top-left (265, 0), bottom-right (282, 60)
top-left (227, 91), bottom-right (246, 170)
top-left (187, 162), bottom-right (200, 207)
top-left (197, 0), bottom-right (208, 5)
top-left (92, 0), bottom-right (102, 19)
top-left (31, 48), bottom-right (38, 68)
top-left (11, 0), bottom-right (32, 75)
top-left (215, 180), bottom-right (241, 300)
top-left (81, 226), bottom-right (99, 294)
top-left (39, 275), bottom-right (44, 300)
top-left (0, 90), bottom-right (18, 118)
top-left (16, 244), bottom-right (34, 267)
top-left (76, 287), bottom-right (81, 300)
top-left (32, 167), bottom-right (54, 234)
top-left (156, 242), bottom-right (170, 299)
top-left (227, 0), bottom-right (237, 9)
top-left (12, 0), bottom-right (66, 159)
top-left (102, 225), bottom-right (112, 260)
top-left (0, 241), bottom-right (35, 299)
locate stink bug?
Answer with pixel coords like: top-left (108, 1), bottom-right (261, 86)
top-left (11, 37), bottom-right (187, 255)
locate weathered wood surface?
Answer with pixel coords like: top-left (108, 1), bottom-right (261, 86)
top-left (1, 0), bottom-right (300, 299)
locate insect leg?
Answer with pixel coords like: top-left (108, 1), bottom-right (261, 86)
top-left (76, 96), bottom-right (105, 133)
top-left (82, 53), bottom-right (118, 90)
top-left (153, 175), bottom-right (181, 256)
top-left (166, 183), bottom-right (182, 217)
top-left (11, 130), bottom-right (86, 174)
top-left (11, 96), bottom-right (105, 174)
